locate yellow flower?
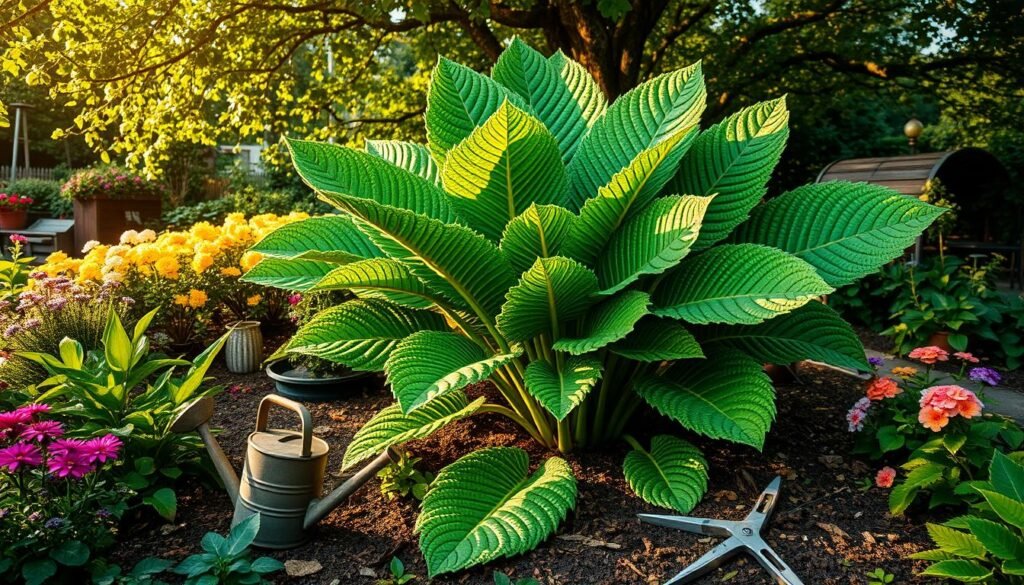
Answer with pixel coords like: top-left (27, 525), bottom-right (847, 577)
top-left (155, 256), bottom-right (180, 279)
top-left (219, 266), bottom-right (242, 277)
top-left (78, 261), bottom-right (102, 282)
top-left (240, 251), bottom-right (263, 272)
top-left (46, 251), bottom-right (69, 264)
top-left (191, 253), bottom-right (215, 274)
top-left (246, 294), bottom-right (262, 306)
top-left (173, 294), bottom-right (189, 306)
top-left (188, 289), bottom-right (208, 309)
top-left (190, 222), bottom-right (220, 241)
top-left (891, 366), bottom-right (918, 379)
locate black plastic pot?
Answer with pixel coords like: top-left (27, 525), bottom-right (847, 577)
top-left (264, 360), bottom-right (380, 402)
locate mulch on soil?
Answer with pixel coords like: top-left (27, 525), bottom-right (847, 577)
top-left (111, 358), bottom-right (943, 585)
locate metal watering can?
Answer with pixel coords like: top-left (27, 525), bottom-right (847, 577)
top-left (171, 394), bottom-right (394, 549)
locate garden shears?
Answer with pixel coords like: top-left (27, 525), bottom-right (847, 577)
top-left (638, 476), bottom-right (804, 585)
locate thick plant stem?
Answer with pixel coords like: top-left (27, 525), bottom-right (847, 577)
top-left (591, 353), bottom-right (619, 443)
top-left (557, 418), bottom-right (573, 453)
top-left (573, 400), bottom-right (588, 445)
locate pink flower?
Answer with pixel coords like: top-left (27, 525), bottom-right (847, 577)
top-left (908, 346), bottom-right (949, 365)
top-left (18, 403), bottom-right (51, 417)
top-left (19, 420), bottom-right (64, 442)
top-left (0, 409), bottom-right (33, 435)
top-left (954, 352), bottom-right (979, 363)
top-left (47, 451), bottom-right (94, 478)
top-left (876, 467), bottom-right (897, 488)
top-left (81, 435), bottom-right (122, 463)
top-left (0, 442), bottom-right (43, 471)
top-left (48, 438), bottom-right (86, 455)
top-left (918, 385), bottom-right (984, 431)
top-left (288, 293), bottom-right (303, 306)
top-left (8, 234), bottom-right (27, 244)
top-left (846, 397), bottom-right (871, 432)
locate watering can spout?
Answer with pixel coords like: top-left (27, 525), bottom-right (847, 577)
top-left (170, 396), bottom-right (241, 505)
top-left (304, 447), bottom-right (397, 530)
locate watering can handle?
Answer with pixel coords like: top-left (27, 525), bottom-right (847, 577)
top-left (255, 394), bottom-right (313, 458)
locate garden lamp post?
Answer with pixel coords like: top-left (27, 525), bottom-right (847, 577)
top-left (904, 118), bottom-right (923, 155)
top-left (8, 102), bottom-right (32, 183)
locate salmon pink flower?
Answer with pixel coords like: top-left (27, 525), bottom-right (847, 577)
top-left (866, 377), bottom-right (901, 401)
top-left (875, 467), bottom-right (897, 488)
top-left (908, 346), bottom-right (949, 365)
top-left (919, 406), bottom-right (950, 432)
top-left (953, 352), bottom-right (979, 363)
top-left (0, 442), bottom-right (43, 471)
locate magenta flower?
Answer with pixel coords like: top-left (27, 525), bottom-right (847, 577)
top-left (18, 403), bottom-right (51, 417)
top-left (0, 442), bottom-right (43, 472)
top-left (8, 234), bottom-right (27, 244)
top-left (288, 293), bottom-right (303, 306)
top-left (48, 438), bottom-right (86, 455)
top-left (47, 451), bottom-right (94, 478)
top-left (81, 435), bottom-right (122, 463)
top-left (19, 420), bottom-right (64, 442)
top-left (0, 409), bottom-right (33, 431)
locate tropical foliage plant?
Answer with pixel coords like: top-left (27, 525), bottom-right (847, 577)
top-left (911, 451), bottom-right (1024, 583)
top-left (244, 39), bottom-right (941, 575)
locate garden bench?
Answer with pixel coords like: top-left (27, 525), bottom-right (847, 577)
top-left (0, 218), bottom-right (75, 262)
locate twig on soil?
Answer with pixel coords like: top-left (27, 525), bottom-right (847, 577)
top-left (777, 486), bottom-right (850, 517)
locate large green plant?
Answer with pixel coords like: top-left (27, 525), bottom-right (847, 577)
top-left (243, 39), bottom-right (942, 575)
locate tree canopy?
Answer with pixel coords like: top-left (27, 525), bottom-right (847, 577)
top-left (0, 0), bottom-right (1021, 182)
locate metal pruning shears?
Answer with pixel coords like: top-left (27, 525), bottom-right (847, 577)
top-left (638, 476), bottom-right (804, 585)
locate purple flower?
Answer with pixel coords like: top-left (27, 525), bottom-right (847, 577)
top-left (45, 297), bottom-right (68, 311)
top-left (868, 356), bottom-right (885, 368)
top-left (44, 517), bottom-right (66, 529)
top-left (81, 435), bottom-right (122, 463)
top-left (0, 442), bottom-right (43, 471)
top-left (2, 324), bottom-right (19, 337)
top-left (21, 318), bottom-right (41, 330)
top-left (969, 367), bottom-right (1001, 386)
top-left (19, 420), bottom-right (64, 442)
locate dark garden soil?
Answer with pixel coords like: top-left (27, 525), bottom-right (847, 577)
top-left (111, 356), bottom-right (945, 585)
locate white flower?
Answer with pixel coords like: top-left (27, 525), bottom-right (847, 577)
top-left (82, 240), bottom-right (100, 253)
top-left (138, 229), bottom-right (157, 242)
top-left (119, 230), bottom-right (140, 245)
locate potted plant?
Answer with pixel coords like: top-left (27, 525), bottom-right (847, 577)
top-left (265, 292), bottom-right (380, 401)
top-left (62, 166), bottom-right (165, 249)
top-left (0, 191), bottom-right (33, 230)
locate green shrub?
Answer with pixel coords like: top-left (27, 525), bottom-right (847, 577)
top-left (243, 38), bottom-right (940, 575)
top-left (162, 186), bottom-right (330, 229)
top-left (7, 179), bottom-right (69, 217)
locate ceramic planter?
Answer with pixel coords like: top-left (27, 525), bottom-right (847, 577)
top-left (225, 321), bottom-right (263, 374)
top-left (72, 195), bottom-right (161, 249)
top-left (265, 360), bottom-right (380, 403)
top-left (926, 331), bottom-right (953, 352)
top-left (0, 210), bottom-right (29, 230)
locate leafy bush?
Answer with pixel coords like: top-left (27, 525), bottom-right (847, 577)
top-left (0, 405), bottom-right (127, 585)
top-left (912, 451), bottom-right (1024, 583)
top-left (61, 167), bottom-right (165, 201)
top-left (243, 39), bottom-right (940, 575)
top-left (0, 235), bottom-right (34, 302)
top-left (162, 186), bottom-right (329, 229)
top-left (7, 179), bottom-right (69, 217)
top-left (22, 309), bottom-right (228, 520)
top-left (848, 349), bottom-right (1022, 514)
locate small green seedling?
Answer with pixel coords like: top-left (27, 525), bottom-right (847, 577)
top-left (378, 449), bottom-right (435, 501)
top-left (376, 557), bottom-right (416, 585)
top-left (171, 514), bottom-right (283, 585)
top-left (494, 570), bottom-right (540, 585)
top-left (866, 568), bottom-right (895, 585)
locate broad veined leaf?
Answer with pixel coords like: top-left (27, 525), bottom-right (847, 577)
top-left (889, 462), bottom-right (945, 515)
top-left (635, 350), bottom-right (775, 449)
top-left (366, 140), bottom-right (439, 184)
top-left (311, 258), bottom-right (439, 309)
top-left (249, 215), bottom-right (383, 264)
top-left (610, 317), bottom-right (704, 362)
top-left (285, 299), bottom-right (449, 372)
top-left (416, 447), bottom-right (576, 576)
top-left (553, 290), bottom-right (650, 354)
top-left (695, 301), bottom-right (869, 371)
top-left (989, 450), bottom-right (1024, 502)
top-left (667, 98), bottom-right (789, 249)
top-left (328, 194), bottom-right (518, 317)
top-left (286, 138), bottom-right (456, 222)
top-left (384, 331), bottom-right (520, 413)
top-left (926, 524), bottom-right (987, 559)
top-left (524, 356), bottom-right (603, 420)
top-left (623, 435), bottom-right (709, 514)
top-left (598, 195), bottom-right (712, 293)
top-left (565, 61), bottom-right (706, 210)
top-left (652, 244), bottom-right (833, 325)
top-left (731, 182), bottom-right (944, 287)
top-left (919, 560), bottom-right (992, 582)
top-left (342, 393), bottom-right (486, 470)
top-left (978, 489), bottom-right (1024, 530)
top-left (500, 204), bottom-right (578, 275)
top-left (496, 256), bottom-right (598, 342)
top-left (425, 57), bottom-right (527, 163)
top-left (441, 101), bottom-right (566, 240)
top-left (965, 517), bottom-right (1024, 561)
top-left (492, 38), bottom-right (605, 162)
top-left (241, 257), bottom-right (334, 291)
top-left (565, 128), bottom-right (696, 265)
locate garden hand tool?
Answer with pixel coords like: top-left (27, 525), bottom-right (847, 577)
top-left (638, 476), bottom-right (804, 585)
top-left (171, 394), bottom-right (395, 549)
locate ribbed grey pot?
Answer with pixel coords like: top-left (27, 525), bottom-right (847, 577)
top-left (225, 321), bottom-right (263, 374)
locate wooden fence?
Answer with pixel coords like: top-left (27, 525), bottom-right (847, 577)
top-left (1, 166), bottom-right (68, 182)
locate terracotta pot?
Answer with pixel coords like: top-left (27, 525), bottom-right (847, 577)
top-left (226, 321), bottom-right (264, 374)
top-left (0, 210), bottom-right (29, 230)
top-left (926, 331), bottom-right (953, 352)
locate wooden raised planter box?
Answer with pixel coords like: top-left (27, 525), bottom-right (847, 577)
top-left (73, 196), bottom-right (162, 250)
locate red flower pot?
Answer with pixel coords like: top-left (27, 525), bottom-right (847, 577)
top-left (0, 210), bottom-right (28, 230)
